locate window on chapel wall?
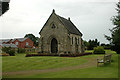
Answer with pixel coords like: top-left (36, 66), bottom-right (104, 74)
top-left (72, 37), bottom-right (73, 45)
top-left (51, 24), bottom-right (56, 29)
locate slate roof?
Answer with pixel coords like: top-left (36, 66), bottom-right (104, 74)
top-left (0, 39), bottom-right (11, 43)
top-left (57, 15), bottom-right (82, 36)
top-left (0, 43), bottom-right (18, 48)
top-left (39, 10), bottom-right (82, 36)
top-left (11, 38), bottom-right (28, 42)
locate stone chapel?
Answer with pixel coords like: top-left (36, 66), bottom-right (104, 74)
top-left (39, 9), bottom-right (84, 55)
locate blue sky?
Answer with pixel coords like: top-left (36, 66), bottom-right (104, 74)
top-left (0, 0), bottom-right (118, 44)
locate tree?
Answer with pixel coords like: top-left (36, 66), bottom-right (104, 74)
top-left (84, 39), bottom-right (100, 50)
top-left (83, 40), bottom-right (90, 50)
top-left (24, 34), bottom-right (39, 47)
top-left (88, 39), bottom-right (100, 50)
top-left (100, 43), bottom-right (111, 49)
top-left (105, 2), bottom-right (120, 54)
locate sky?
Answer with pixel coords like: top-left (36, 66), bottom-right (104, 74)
top-left (0, 0), bottom-right (118, 44)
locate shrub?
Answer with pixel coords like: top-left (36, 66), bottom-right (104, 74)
top-left (25, 52), bottom-right (92, 57)
top-left (17, 48), bottom-right (25, 53)
top-left (2, 47), bottom-right (11, 53)
top-left (93, 46), bottom-right (105, 54)
top-left (9, 50), bottom-right (15, 56)
top-left (2, 47), bottom-right (15, 56)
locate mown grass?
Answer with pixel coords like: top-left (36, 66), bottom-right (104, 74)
top-left (21, 54), bottom-right (118, 78)
top-left (2, 50), bottom-right (118, 78)
top-left (2, 53), bottom-right (87, 72)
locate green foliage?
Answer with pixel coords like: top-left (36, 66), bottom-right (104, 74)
top-left (9, 49), bottom-right (15, 56)
top-left (2, 47), bottom-right (15, 56)
top-left (17, 48), bottom-right (25, 53)
top-left (84, 39), bottom-right (100, 50)
top-left (93, 46), bottom-right (105, 54)
top-left (24, 34), bottom-right (39, 47)
top-left (100, 43), bottom-right (111, 49)
top-left (105, 2), bottom-right (120, 54)
top-left (2, 47), bottom-right (10, 53)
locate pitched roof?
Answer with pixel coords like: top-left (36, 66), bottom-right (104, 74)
top-left (11, 38), bottom-right (28, 42)
top-left (57, 15), bottom-right (82, 36)
top-left (0, 43), bottom-right (18, 48)
top-left (39, 10), bottom-right (83, 36)
top-left (0, 39), bottom-right (11, 44)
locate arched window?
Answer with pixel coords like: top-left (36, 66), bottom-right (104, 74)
top-left (51, 24), bottom-right (56, 28)
top-left (78, 38), bottom-right (79, 45)
top-left (72, 37), bottom-right (73, 44)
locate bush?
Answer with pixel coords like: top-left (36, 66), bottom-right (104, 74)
top-left (2, 47), bottom-right (15, 56)
top-left (25, 52), bottom-right (92, 57)
top-left (17, 48), bottom-right (25, 53)
top-left (93, 46), bottom-right (105, 54)
top-left (2, 47), bottom-right (11, 53)
top-left (9, 50), bottom-right (15, 56)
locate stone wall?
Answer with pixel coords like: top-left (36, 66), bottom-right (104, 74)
top-left (39, 11), bottom-right (84, 54)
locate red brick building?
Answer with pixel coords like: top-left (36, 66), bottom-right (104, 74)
top-left (0, 38), bottom-right (34, 48)
top-left (11, 38), bottom-right (34, 48)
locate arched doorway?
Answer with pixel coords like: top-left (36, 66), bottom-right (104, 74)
top-left (51, 38), bottom-right (58, 53)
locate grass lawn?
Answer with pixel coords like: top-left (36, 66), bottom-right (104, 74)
top-left (2, 50), bottom-right (118, 78)
top-left (2, 54), bottom-right (87, 72)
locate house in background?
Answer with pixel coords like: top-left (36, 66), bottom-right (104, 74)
top-left (0, 39), bottom-right (12, 44)
top-left (0, 37), bottom-right (34, 48)
top-left (0, 42), bottom-right (18, 53)
top-left (11, 38), bottom-right (34, 48)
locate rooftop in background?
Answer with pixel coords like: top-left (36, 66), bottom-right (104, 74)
top-left (0, 37), bottom-right (29, 43)
top-left (11, 38), bottom-right (28, 42)
top-left (0, 43), bottom-right (18, 48)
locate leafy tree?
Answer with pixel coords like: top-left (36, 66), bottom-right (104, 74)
top-left (105, 2), bottom-right (120, 54)
top-left (83, 40), bottom-right (90, 50)
top-left (84, 39), bottom-right (100, 50)
top-left (88, 39), bottom-right (100, 50)
top-left (101, 43), bottom-right (111, 49)
top-left (24, 34), bottom-right (39, 47)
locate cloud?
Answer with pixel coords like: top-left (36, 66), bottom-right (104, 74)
top-left (0, 0), bottom-right (118, 43)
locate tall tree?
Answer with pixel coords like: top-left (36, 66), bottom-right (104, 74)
top-left (24, 34), bottom-right (39, 47)
top-left (105, 2), bottom-right (120, 54)
top-left (84, 39), bottom-right (100, 50)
